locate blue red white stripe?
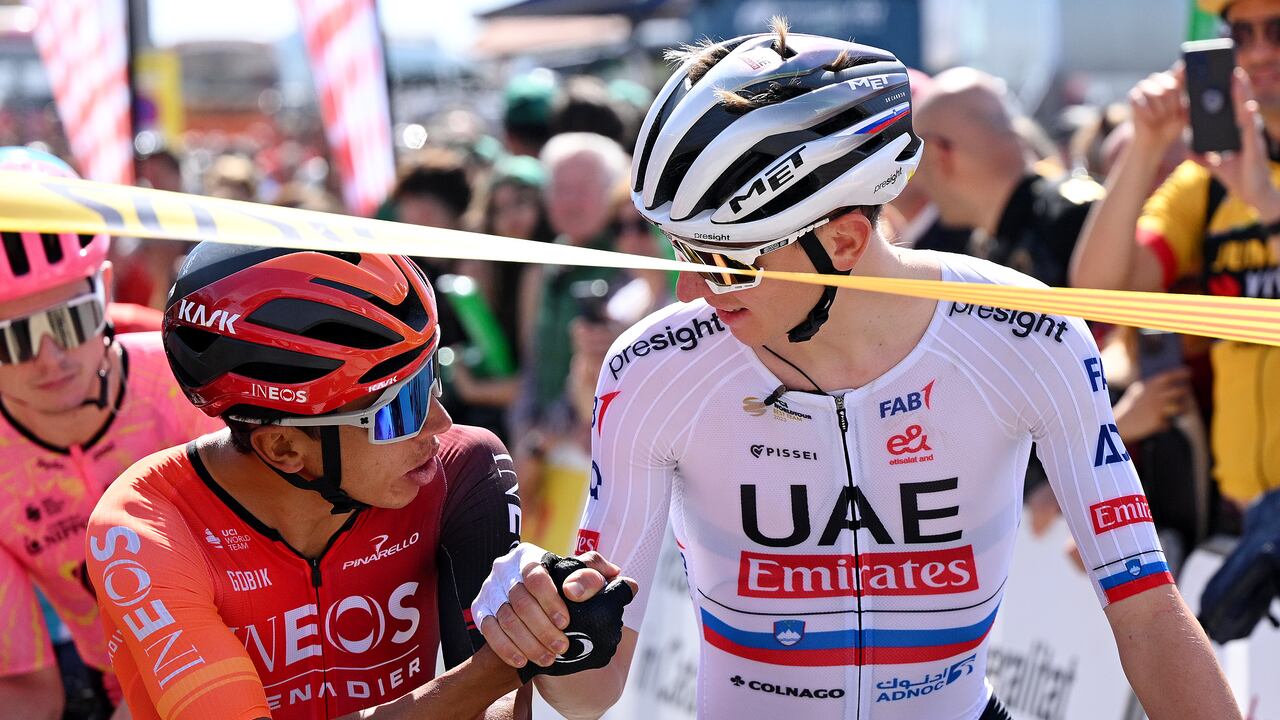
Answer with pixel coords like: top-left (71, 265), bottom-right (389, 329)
top-left (856, 104), bottom-right (911, 136)
top-left (1100, 559), bottom-right (1173, 604)
top-left (700, 606), bottom-right (999, 667)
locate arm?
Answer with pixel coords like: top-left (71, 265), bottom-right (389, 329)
top-left (338, 644), bottom-right (525, 720)
top-left (1070, 71), bottom-right (1183, 292)
top-left (1020, 314), bottom-right (1236, 714)
top-left (0, 668), bottom-right (63, 720)
top-left (1105, 586), bottom-right (1240, 720)
top-left (85, 502), bottom-right (272, 720)
top-left (434, 431), bottom-right (528, 719)
top-left (476, 334), bottom-right (679, 718)
top-left (0, 546), bottom-right (60, 720)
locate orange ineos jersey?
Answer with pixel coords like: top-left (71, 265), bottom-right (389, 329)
top-left (86, 425), bottom-right (521, 720)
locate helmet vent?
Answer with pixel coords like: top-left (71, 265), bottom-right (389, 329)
top-left (248, 298), bottom-right (404, 350)
top-left (173, 325), bottom-right (217, 352)
top-left (77, 234), bottom-right (96, 250)
top-left (2, 232), bottom-right (30, 277)
top-left (310, 276), bottom-right (429, 332)
top-left (40, 233), bottom-right (63, 264)
top-left (234, 361), bottom-right (332, 384)
top-left (358, 343), bottom-right (428, 385)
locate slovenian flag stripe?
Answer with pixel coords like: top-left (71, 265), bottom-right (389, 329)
top-left (856, 104), bottom-right (911, 136)
top-left (700, 606), bottom-right (998, 667)
top-left (1100, 560), bottom-right (1174, 604)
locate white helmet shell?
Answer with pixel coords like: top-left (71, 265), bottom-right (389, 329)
top-left (632, 33), bottom-right (923, 245)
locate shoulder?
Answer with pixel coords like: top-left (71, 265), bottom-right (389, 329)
top-left (1154, 160), bottom-right (1212, 201)
top-left (932, 252), bottom-right (1099, 362)
top-left (600, 300), bottom-right (734, 389)
top-left (437, 425), bottom-right (507, 465)
top-left (92, 444), bottom-right (193, 521)
top-left (119, 331), bottom-right (178, 393)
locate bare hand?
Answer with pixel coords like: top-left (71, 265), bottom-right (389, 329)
top-left (478, 547), bottom-right (633, 672)
top-left (1129, 68), bottom-right (1188, 152)
top-left (1113, 367), bottom-right (1193, 443)
top-left (1193, 68), bottom-right (1280, 222)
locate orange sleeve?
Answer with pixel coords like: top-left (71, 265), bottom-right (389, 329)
top-left (86, 480), bottom-right (270, 720)
top-left (1135, 160), bottom-right (1210, 288)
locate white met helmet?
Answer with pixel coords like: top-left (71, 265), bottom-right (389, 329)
top-left (632, 29), bottom-right (922, 342)
top-left (632, 31), bottom-right (922, 246)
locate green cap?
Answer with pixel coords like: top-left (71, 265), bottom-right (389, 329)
top-left (503, 72), bottom-right (557, 127)
top-left (491, 155), bottom-right (546, 189)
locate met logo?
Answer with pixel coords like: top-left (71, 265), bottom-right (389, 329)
top-left (1093, 424), bottom-right (1130, 467)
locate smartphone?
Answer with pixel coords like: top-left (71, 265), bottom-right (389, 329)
top-left (1137, 328), bottom-right (1184, 379)
top-left (1182, 38), bottom-right (1241, 154)
top-left (570, 279), bottom-right (611, 324)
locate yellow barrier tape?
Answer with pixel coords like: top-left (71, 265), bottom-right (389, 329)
top-left (1, 171), bottom-right (1277, 347)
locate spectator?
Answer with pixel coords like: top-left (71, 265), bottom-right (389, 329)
top-left (913, 67), bottom-right (1103, 286)
top-left (1072, 0), bottom-right (1280, 508)
top-left (550, 76), bottom-right (628, 146)
top-left (502, 71), bottom-right (558, 158)
top-left (202, 153), bottom-right (257, 201)
top-left (135, 145), bottom-right (184, 192)
top-left (883, 69), bottom-right (973, 252)
top-left (510, 134), bottom-right (628, 540)
top-left (270, 180), bottom-right (344, 213)
top-left (449, 155), bottom-right (555, 440)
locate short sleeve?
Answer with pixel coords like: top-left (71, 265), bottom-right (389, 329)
top-left (435, 427), bottom-right (523, 668)
top-left (1136, 160), bottom-right (1211, 287)
top-left (85, 488), bottom-right (269, 720)
top-left (1015, 316), bottom-right (1174, 606)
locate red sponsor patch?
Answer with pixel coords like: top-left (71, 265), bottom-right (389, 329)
top-left (575, 529), bottom-right (601, 555)
top-left (595, 391), bottom-right (621, 436)
top-left (1090, 494), bottom-right (1153, 535)
top-left (738, 546), bottom-right (978, 599)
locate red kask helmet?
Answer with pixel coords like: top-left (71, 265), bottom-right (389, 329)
top-left (163, 243), bottom-right (438, 419)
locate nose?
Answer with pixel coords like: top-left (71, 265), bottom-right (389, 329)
top-left (424, 394), bottom-right (453, 436)
top-left (31, 334), bottom-right (69, 369)
top-left (676, 272), bottom-right (713, 303)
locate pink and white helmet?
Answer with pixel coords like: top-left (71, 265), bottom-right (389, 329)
top-left (0, 147), bottom-right (108, 303)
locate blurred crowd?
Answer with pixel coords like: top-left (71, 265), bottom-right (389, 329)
top-left (37, 9), bottom-right (1277, 578)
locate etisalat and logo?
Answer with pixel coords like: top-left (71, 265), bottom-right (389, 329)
top-left (875, 654), bottom-right (977, 703)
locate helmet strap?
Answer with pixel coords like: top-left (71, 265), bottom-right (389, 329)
top-left (786, 229), bottom-right (850, 343)
top-left (253, 425), bottom-right (367, 515)
top-left (82, 322), bottom-right (116, 410)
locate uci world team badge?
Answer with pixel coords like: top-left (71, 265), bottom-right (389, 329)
top-left (774, 620), bottom-right (805, 646)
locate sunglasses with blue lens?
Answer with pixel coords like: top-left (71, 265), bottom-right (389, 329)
top-left (277, 354), bottom-right (443, 444)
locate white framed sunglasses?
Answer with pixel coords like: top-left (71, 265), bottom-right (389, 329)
top-left (665, 217), bottom-right (832, 294)
top-left (0, 276), bottom-right (106, 365)
top-left (274, 354), bottom-right (443, 444)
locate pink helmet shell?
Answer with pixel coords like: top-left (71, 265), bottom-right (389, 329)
top-left (0, 147), bottom-right (109, 303)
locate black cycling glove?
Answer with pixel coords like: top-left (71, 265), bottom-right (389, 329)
top-left (517, 552), bottom-right (634, 683)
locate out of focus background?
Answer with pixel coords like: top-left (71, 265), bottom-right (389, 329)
top-left (7, 1), bottom-right (1280, 718)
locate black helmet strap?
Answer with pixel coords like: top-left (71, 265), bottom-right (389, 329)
top-left (787, 229), bottom-right (850, 343)
top-left (253, 425), bottom-right (367, 515)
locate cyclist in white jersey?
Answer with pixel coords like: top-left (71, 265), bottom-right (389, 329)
top-left (471, 23), bottom-right (1240, 720)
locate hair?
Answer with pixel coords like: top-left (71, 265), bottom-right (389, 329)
top-left (662, 16), bottom-right (889, 225)
top-left (222, 406), bottom-right (320, 454)
top-left (539, 132), bottom-right (630, 192)
top-left (668, 17), bottom-right (869, 114)
top-left (392, 148), bottom-right (474, 220)
top-left (550, 76), bottom-right (628, 145)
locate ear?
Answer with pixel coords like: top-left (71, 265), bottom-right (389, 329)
top-left (822, 210), bottom-right (875, 272)
top-left (248, 425), bottom-right (314, 476)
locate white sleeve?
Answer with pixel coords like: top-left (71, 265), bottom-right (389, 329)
top-left (577, 341), bottom-right (680, 632)
top-left (1016, 315), bottom-right (1173, 607)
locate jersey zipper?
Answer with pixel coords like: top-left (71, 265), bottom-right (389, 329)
top-left (833, 395), bottom-right (864, 719)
